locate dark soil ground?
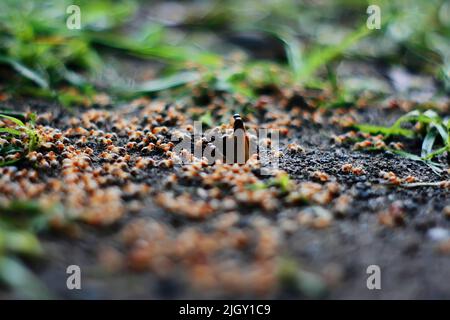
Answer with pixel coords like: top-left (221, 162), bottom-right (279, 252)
top-left (1, 88), bottom-right (449, 299)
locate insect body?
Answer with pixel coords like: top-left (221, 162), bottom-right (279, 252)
top-left (230, 113), bottom-right (250, 164)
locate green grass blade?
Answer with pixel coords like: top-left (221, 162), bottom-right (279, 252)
top-left (295, 23), bottom-right (374, 82)
top-left (392, 110), bottom-right (420, 126)
top-left (199, 111), bottom-right (213, 128)
top-left (0, 128), bottom-right (22, 136)
top-left (133, 71), bottom-right (201, 93)
top-left (0, 114), bottom-right (26, 127)
top-left (421, 127), bottom-right (438, 158)
top-left (355, 123), bottom-right (415, 138)
top-left (434, 123), bottom-right (449, 143)
top-left (423, 145), bottom-right (449, 160)
top-left (391, 149), bottom-right (423, 161)
top-left (0, 113), bottom-right (39, 152)
top-left (4, 230), bottom-right (43, 256)
top-left (89, 33), bottom-right (222, 67)
top-left (391, 149), bottom-right (444, 174)
top-left (0, 145), bottom-right (22, 155)
top-left (0, 111), bottom-right (27, 122)
top-left (275, 30), bottom-right (304, 81)
top-left (0, 56), bottom-right (49, 89)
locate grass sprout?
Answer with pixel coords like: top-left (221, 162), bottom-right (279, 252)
top-left (0, 112), bottom-right (40, 167)
top-left (248, 173), bottom-right (293, 193)
top-left (355, 110), bottom-right (449, 173)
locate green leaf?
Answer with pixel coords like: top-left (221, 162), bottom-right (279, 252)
top-left (133, 71), bottom-right (201, 93)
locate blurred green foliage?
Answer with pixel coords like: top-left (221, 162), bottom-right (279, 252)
top-left (0, 0), bottom-right (448, 103)
top-left (0, 200), bottom-right (57, 299)
top-left (356, 109), bottom-right (450, 173)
